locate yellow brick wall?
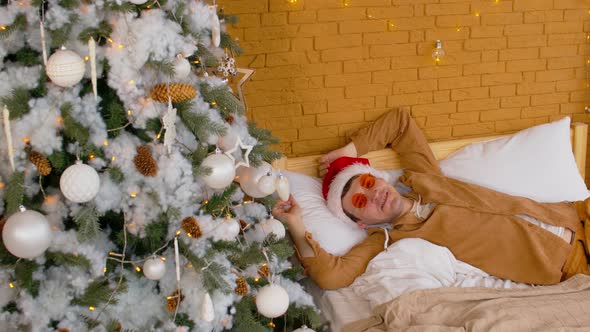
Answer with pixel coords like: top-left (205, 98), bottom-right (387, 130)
top-left (219, 0), bottom-right (590, 179)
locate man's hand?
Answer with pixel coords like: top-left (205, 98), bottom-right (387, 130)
top-left (272, 195), bottom-right (302, 225)
top-left (318, 142), bottom-right (358, 177)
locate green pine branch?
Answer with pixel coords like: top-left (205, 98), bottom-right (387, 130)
top-left (220, 32), bottom-right (243, 56)
top-left (61, 102), bottom-right (90, 145)
top-left (0, 14), bottom-right (27, 40)
top-left (46, 251), bottom-right (92, 270)
top-left (97, 79), bottom-right (127, 138)
top-left (280, 264), bottom-right (304, 281)
top-left (50, 17), bottom-right (79, 49)
top-left (234, 297), bottom-right (271, 332)
top-left (78, 21), bottom-right (113, 45)
top-left (144, 59), bottom-right (175, 77)
top-left (192, 44), bottom-right (218, 68)
top-left (108, 166), bottom-right (125, 184)
top-left (283, 305), bottom-right (322, 331)
top-left (201, 261), bottom-right (232, 294)
top-left (248, 146), bottom-right (283, 168)
top-left (117, 217), bottom-right (168, 256)
top-left (30, 71), bottom-right (48, 98)
top-left (176, 100), bottom-right (227, 142)
top-left (263, 234), bottom-right (294, 262)
top-left (59, 0), bottom-right (80, 9)
top-left (248, 122), bottom-right (280, 146)
top-left (199, 83), bottom-right (245, 118)
top-left (74, 205), bottom-right (101, 242)
top-left (72, 277), bottom-right (127, 307)
top-left (48, 151), bottom-right (68, 172)
top-left (14, 259), bottom-right (40, 297)
top-left (2, 87), bottom-right (31, 120)
top-left (81, 315), bottom-right (101, 329)
top-left (106, 2), bottom-right (136, 13)
top-left (174, 313), bottom-right (195, 330)
top-left (0, 239), bottom-right (18, 265)
top-left (4, 171), bottom-right (25, 215)
top-left (219, 241), bottom-right (264, 270)
top-left (13, 47), bottom-right (42, 66)
top-left (201, 183), bottom-right (237, 218)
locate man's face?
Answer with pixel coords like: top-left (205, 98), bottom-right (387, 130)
top-left (341, 175), bottom-right (405, 228)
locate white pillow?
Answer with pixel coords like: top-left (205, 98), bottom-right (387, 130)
top-left (440, 116), bottom-right (589, 203)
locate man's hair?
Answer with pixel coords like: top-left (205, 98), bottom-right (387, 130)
top-left (341, 174), bottom-right (361, 223)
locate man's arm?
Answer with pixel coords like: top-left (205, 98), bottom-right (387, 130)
top-left (273, 196), bottom-right (385, 289)
top-left (350, 109), bottom-right (441, 175)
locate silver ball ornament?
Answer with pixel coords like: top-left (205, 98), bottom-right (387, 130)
top-left (143, 257), bottom-right (166, 280)
top-left (201, 153), bottom-right (236, 189)
top-left (2, 207), bottom-right (52, 259)
top-left (257, 174), bottom-right (276, 196)
top-left (256, 284), bottom-right (290, 318)
top-left (46, 48), bottom-right (85, 87)
top-left (60, 161), bottom-right (100, 203)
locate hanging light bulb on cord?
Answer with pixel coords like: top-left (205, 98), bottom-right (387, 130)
top-left (432, 40), bottom-right (445, 64)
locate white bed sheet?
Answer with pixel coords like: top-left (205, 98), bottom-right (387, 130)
top-left (305, 238), bottom-right (532, 332)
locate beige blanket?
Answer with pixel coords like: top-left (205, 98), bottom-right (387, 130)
top-left (343, 274), bottom-right (590, 332)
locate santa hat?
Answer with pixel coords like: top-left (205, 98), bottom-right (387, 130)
top-left (322, 157), bottom-right (392, 226)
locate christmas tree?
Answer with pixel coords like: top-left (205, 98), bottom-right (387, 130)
top-left (0, 1), bottom-right (320, 331)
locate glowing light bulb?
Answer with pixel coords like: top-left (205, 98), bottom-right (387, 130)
top-left (135, 266), bottom-right (141, 272)
top-left (103, 140), bottom-right (109, 146)
top-left (22, 137), bottom-right (30, 143)
top-left (103, 267), bottom-right (107, 273)
top-left (211, 101), bottom-right (217, 107)
top-left (57, 116), bottom-right (63, 123)
top-left (176, 230), bottom-right (181, 236)
top-left (118, 44), bottom-right (124, 49)
top-left (127, 109), bottom-right (132, 115)
top-left (84, 56), bottom-right (89, 61)
top-left (89, 154), bottom-right (95, 160)
top-left (111, 156), bottom-right (116, 161)
top-left (130, 192), bottom-right (137, 198)
top-left (1, 26), bottom-right (6, 30)
top-left (128, 80), bottom-right (134, 85)
top-left (474, 11), bottom-right (480, 17)
top-left (160, 257), bottom-right (166, 261)
top-left (432, 40), bottom-right (445, 64)
top-left (89, 306), bottom-right (95, 311)
top-left (9, 282), bottom-right (14, 288)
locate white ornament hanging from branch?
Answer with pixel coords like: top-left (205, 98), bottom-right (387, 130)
top-left (172, 54), bottom-right (191, 79)
top-left (39, 21), bottom-right (48, 66)
top-left (201, 292), bottom-right (215, 322)
top-left (2, 206), bottom-right (52, 259)
top-left (59, 160), bottom-right (100, 203)
top-left (217, 52), bottom-right (236, 77)
top-left (201, 148), bottom-right (236, 189)
top-left (162, 98), bottom-right (177, 154)
top-left (88, 37), bottom-right (97, 100)
top-left (275, 172), bottom-right (290, 201)
top-left (210, 5), bottom-right (221, 47)
top-left (46, 46), bottom-right (86, 87)
top-left (255, 283), bottom-right (290, 318)
top-left (143, 256), bottom-right (166, 280)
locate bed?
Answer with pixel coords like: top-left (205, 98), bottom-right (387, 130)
top-left (272, 118), bottom-right (590, 332)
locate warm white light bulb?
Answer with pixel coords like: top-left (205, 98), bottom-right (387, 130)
top-left (432, 40), bottom-right (445, 63)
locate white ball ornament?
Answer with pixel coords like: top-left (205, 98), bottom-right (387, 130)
top-left (201, 151), bottom-right (236, 189)
top-left (128, 0), bottom-right (148, 4)
top-left (260, 217), bottom-right (285, 240)
top-left (60, 160), bottom-right (100, 203)
top-left (46, 47), bottom-right (85, 87)
top-left (256, 284), bottom-right (290, 318)
top-left (237, 162), bottom-right (274, 198)
top-left (172, 55), bottom-right (191, 79)
top-left (275, 174), bottom-right (290, 201)
top-left (210, 7), bottom-right (221, 47)
top-left (257, 173), bottom-right (276, 196)
top-left (143, 257), bottom-right (166, 280)
top-left (293, 326), bottom-right (316, 332)
top-left (2, 206), bottom-right (52, 259)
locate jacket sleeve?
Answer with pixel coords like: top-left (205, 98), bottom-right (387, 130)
top-left (296, 231), bottom-right (386, 290)
top-left (349, 109), bottom-right (442, 175)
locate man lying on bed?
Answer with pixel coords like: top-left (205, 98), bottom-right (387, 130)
top-left (272, 109), bottom-right (590, 290)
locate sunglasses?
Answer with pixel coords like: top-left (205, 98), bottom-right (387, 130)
top-left (351, 173), bottom-right (376, 209)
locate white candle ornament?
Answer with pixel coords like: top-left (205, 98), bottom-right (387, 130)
top-left (174, 237), bottom-right (181, 282)
top-left (89, 37), bottom-right (97, 99)
top-left (3, 105), bottom-right (15, 172)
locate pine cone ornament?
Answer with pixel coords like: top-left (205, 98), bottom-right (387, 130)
top-left (150, 83), bottom-right (197, 103)
top-left (133, 145), bottom-right (158, 177)
top-left (225, 115), bottom-right (234, 124)
top-left (29, 150), bottom-right (52, 176)
top-left (181, 216), bottom-right (202, 238)
top-left (166, 289), bottom-right (184, 312)
top-left (234, 276), bottom-right (248, 296)
top-left (258, 263), bottom-right (271, 278)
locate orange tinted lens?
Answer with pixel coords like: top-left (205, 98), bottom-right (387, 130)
top-left (359, 174), bottom-right (376, 189)
top-left (352, 193), bottom-right (367, 209)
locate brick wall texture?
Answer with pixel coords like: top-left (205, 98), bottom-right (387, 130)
top-left (219, 0), bottom-right (590, 180)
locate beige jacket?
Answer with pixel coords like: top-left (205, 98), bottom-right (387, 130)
top-left (299, 110), bottom-right (580, 290)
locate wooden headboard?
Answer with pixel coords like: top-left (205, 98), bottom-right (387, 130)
top-left (273, 122), bottom-right (588, 179)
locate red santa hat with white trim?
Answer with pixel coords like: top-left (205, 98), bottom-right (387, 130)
top-left (322, 156), bottom-right (392, 226)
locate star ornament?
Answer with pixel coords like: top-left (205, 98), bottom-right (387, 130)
top-left (224, 136), bottom-right (253, 169)
top-left (229, 68), bottom-right (254, 110)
